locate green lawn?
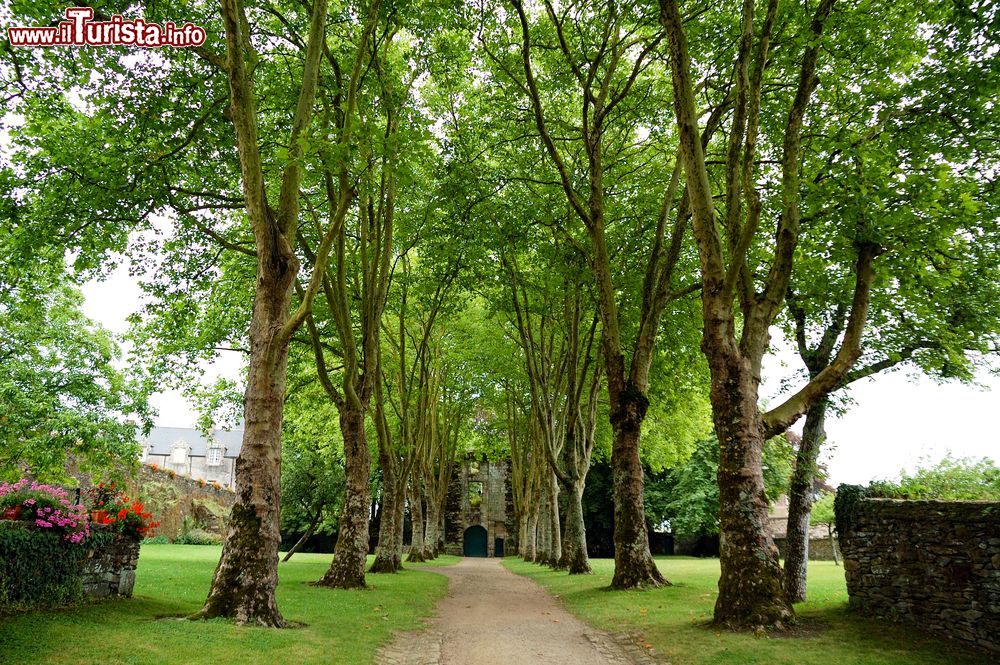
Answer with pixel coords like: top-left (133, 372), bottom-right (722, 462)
top-left (4, 548), bottom-right (993, 664)
top-left (0, 545), bottom-right (458, 665)
top-left (504, 556), bottom-right (994, 665)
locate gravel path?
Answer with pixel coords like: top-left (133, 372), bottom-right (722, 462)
top-left (376, 557), bottom-right (661, 665)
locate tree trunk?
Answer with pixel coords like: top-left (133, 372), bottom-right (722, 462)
top-left (317, 405), bottom-right (371, 588)
top-left (195, 0), bottom-right (330, 628)
top-left (609, 386), bottom-right (665, 589)
top-left (389, 483), bottom-right (406, 567)
top-left (406, 475), bottom-right (426, 563)
top-left (194, 261), bottom-right (293, 627)
top-left (515, 509), bottom-right (527, 557)
top-left (782, 399), bottom-right (828, 602)
top-left (535, 478), bottom-right (552, 564)
top-left (425, 498), bottom-right (440, 560)
top-left (564, 480), bottom-right (591, 574)
top-left (369, 451), bottom-right (403, 573)
top-left (523, 508), bottom-right (538, 561)
top-left (711, 359), bottom-right (792, 628)
top-left (282, 508), bottom-right (322, 563)
top-left (547, 470), bottom-right (563, 569)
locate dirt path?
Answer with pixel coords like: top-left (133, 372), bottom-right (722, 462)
top-left (376, 558), bottom-right (661, 665)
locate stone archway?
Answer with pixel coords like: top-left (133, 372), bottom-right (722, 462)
top-left (463, 525), bottom-right (488, 557)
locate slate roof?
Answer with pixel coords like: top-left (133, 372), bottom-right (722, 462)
top-left (143, 426), bottom-right (243, 459)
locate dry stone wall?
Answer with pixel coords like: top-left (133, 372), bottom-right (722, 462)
top-left (80, 525), bottom-right (140, 598)
top-left (837, 497), bottom-right (999, 653)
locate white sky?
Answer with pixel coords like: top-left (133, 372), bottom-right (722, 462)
top-left (79, 259), bottom-right (244, 430)
top-left (760, 351), bottom-right (1000, 485)
top-left (79, 259), bottom-right (999, 487)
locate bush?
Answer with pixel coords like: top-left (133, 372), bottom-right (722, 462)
top-left (142, 535), bottom-right (169, 545)
top-left (0, 522), bottom-right (110, 610)
top-left (173, 529), bottom-right (222, 546)
top-left (0, 479), bottom-right (90, 543)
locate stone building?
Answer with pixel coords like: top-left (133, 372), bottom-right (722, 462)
top-left (140, 426), bottom-right (242, 490)
top-left (443, 458), bottom-right (511, 557)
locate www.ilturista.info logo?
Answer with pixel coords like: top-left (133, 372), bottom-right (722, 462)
top-left (7, 7), bottom-right (206, 48)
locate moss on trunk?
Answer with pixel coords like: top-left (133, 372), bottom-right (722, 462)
top-left (317, 406), bottom-right (370, 589)
top-left (610, 384), bottom-right (666, 589)
top-left (782, 400), bottom-right (827, 603)
top-left (711, 360), bottom-right (793, 628)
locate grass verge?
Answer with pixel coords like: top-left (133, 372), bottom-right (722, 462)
top-left (0, 544), bottom-right (458, 665)
top-left (504, 556), bottom-right (993, 665)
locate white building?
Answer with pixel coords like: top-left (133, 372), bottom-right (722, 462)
top-left (140, 426), bottom-right (243, 490)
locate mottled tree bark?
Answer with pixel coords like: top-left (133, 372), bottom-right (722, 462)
top-left (317, 406), bottom-right (371, 589)
top-left (194, 0), bottom-right (329, 628)
top-left (406, 473), bottom-right (426, 563)
top-left (609, 386), bottom-right (665, 588)
top-left (535, 479), bottom-right (552, 564)
top-left (563, 481), bottom-right (591, 574)
top-left (370, 366), bottom-right (405, 574)
top-left (709, 355), bottom-right (792, 627)
top-left (370, 460), bottom-right (404, 573)
top-left (425, 498), bottom-right (440, 560)
top-left (547, 471), bottom-right (563, 568)
top-left (197, 290), bottom-right (292, 625)
top-left (523, 508), bottom-right (538, 561)
top-left (782, 400), bottom-right (827, 602)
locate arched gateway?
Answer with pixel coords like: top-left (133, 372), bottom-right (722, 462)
top-left (462, 525), bottom-right (488, 557)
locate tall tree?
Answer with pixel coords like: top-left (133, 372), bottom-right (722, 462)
top-left (301, 0), bottom-right (396, 589)
top-left (661, 0), bottom-right (871, 626)
top-left (195, 0), bottom-right (335, 626)
top-left (776, 1), bottom-right (1000, 602)
top-left (482, 0), bottom-right (702, 589)
top-left (0, 272), bottom-right (149, 482)
top-left (660, 0), bottom-right (999, 625)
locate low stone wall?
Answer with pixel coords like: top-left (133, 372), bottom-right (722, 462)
top-left (80, 525), bottom-right (141, 598)
top-left (837, 496), bottom-right (1000, 653)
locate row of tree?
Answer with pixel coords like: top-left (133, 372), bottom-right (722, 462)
top-left (2, 0), bottom-right (998, 630)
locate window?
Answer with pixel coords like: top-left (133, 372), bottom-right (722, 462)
top-left (171, 442), bottom-right (187, 464)
top-left (207, 446), bottom-right (223, 466)
top-left (468, 481), bottom-right (483, 508)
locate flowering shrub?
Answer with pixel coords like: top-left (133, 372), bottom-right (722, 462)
top-left (0, 479), bottom-right (90, 543)
top-left (105, 499), bottom-right (160, 539)
top-left (86, 481), bottom-right (125, 510)
top-left (86, 482), bottom-right (160, 539)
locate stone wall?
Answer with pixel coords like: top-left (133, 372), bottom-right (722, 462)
top-left (80, 525), bottom-right (141, 598)
top-left (837, 497), bottom-right (999, 653)
top-left (127, 466), bottom-right (236, 539)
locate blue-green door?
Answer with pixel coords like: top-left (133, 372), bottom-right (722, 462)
top-left (463, 525), bottom-right (488, 557)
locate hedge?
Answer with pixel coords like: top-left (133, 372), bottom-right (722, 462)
top-left (0, 521), bottom-right (112, 611)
